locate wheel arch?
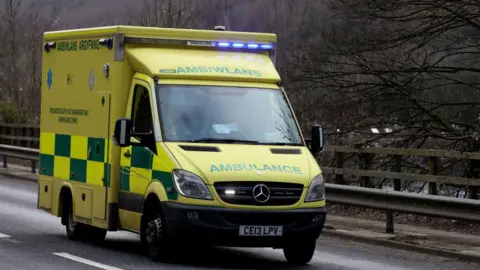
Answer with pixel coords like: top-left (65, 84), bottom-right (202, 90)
top-left (140, 192), bottom-right (163, 241)
top-left (58, 183), bottom-right (74, 225)
top-left (142, 192), bottom-right (163, 220)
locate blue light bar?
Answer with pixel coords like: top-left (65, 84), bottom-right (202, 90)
top-left (215, 41), bottom-right (273, 50)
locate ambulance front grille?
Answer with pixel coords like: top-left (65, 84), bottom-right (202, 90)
top-left (214, 182), bottom-right (304, 206)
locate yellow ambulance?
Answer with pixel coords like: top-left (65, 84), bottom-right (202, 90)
top-left (37, 25), bottom-right (326, 265)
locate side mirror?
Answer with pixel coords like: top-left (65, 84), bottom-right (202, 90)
top-left (113, 118), bottom-right (133, 147)
top-left (311, 125), bottom-right (324, 154)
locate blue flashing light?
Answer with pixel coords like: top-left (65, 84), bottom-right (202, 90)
top-left (232, 43), bottom-right (245, 48)
top-left (218, 42), bottom-right (230, 47)
top-left (215, 41), bottom-right (273, 50)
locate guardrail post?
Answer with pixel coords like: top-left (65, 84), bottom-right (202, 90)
top-left (360, 153), bottom-right (374, 187)
top-left (2, 155), bottom-right (7, 168)
top-left (335, 152), bottom-right (345, 184)
top-left (428, 156), bottom-right (440, 195)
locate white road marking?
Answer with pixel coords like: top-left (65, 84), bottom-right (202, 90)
top-left (53, 252), bottom-right (123, 270)
top-left (0, 233), bottom-right (11, 238)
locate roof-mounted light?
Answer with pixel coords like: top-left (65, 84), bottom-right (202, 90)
top-left (215, 41), bottom-right (274, 50)
top-left (217, 42), bottom-right (230, 47)
top-left (44, 42), bottom-right (56, 53)
top-left (232, 43), bottom-right (245, 48)
top-left (123, 37), bottom-right (275, 51)
top-left (99, 38), bottom-right (114, 49)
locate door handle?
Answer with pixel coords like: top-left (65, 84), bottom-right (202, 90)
top-left (124, 150), bottom-right (131, 158)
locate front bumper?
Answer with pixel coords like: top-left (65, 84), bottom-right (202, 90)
top-left (161, 202), bottom-right (327, 248)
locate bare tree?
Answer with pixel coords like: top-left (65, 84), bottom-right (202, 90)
top-left (125, 0), bottom-right (206, 28)
top-left (294, 0), bottom-right (480, 147)
top-left (0, 0), bottom-right (58, 123)
top-left (0, 0), bottom-right (21, 104)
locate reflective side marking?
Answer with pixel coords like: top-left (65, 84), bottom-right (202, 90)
top-left (53, 252), bottom-right (123, 270)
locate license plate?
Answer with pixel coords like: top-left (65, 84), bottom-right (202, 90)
top-left (239, 226), bottom-right (283, 236)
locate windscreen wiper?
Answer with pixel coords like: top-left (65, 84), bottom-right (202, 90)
top-left (190, 138), bottom-right (261, 144)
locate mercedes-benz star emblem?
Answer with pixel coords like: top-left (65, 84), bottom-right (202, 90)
top-left (252, 184), bottom-right (270, 203)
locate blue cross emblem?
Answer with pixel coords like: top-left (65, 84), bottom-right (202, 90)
top-left (47, 68), bottom-right (53, 89)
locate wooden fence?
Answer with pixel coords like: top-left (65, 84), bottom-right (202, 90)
top-left (318, 145), bottom-right (480, 199)
top-left (0, 124), bottom-right (40, 149)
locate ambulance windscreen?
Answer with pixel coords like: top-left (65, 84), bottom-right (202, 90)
top-left (156, 85), bottom-right (302, 146)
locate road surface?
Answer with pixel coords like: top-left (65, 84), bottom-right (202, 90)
top-left (0, 176), bottom-right (477, 270)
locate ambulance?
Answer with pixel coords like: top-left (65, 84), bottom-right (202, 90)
top-left (37, 25), bottom-right (326, 265)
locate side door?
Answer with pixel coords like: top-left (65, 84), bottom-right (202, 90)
top-left (119, 76), bottom-right (157, 220)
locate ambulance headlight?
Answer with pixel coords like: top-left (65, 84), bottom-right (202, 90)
top-left (304, 174), bottom-right (325, 202)
top-left (172, 170), bottom-right (213, 200)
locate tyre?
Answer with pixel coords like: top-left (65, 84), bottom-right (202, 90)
top-left (142, 207), bottom-right (169, 261)
top-left (64, 199), bottom-right (87, 241)
top-left (283, 239), bottom-right (316, 265)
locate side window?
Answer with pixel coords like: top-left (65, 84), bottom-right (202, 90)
top-left (131, 85), bottom-right (153, 135)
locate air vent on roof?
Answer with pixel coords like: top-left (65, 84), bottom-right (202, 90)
top-left (270, 148), bottom-right (302, 155)
top-left (179, 145), bottom-right (221, 152)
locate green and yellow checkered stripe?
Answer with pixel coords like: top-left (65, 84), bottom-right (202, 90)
top-left (120, 145), bottom-right (178, 200)
top-left (39, 132), bottom-right (110, 186)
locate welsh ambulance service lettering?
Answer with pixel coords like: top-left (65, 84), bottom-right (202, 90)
top-left (210, 163), bottom-right (302, 174)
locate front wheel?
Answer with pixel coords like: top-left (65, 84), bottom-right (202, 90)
top-left (143, 210), bottom-right (170, 261)
top-left (283, 239), bottom-right (316, 265)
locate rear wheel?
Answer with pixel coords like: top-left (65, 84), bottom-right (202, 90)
top-left (283, 239), bottom-right (316, 265)
top-left (65, 198), bottom-right (88, 241)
